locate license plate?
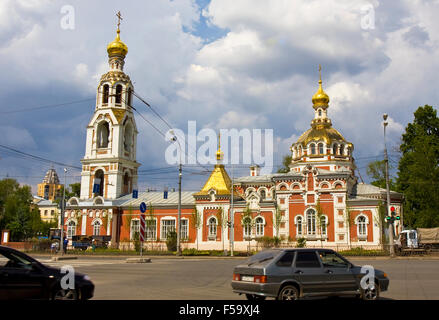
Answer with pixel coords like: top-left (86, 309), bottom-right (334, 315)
top-left (241, 276), bottom-right (254, 282)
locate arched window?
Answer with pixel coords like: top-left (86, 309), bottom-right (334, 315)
top-left (320, 216), bottom-right (327, 237)
top-left (333, 144), bottom-right (338, 155)
top-left (310, 144), bottom-right (316, 155)
top-left (94, 170), bottom-right (104, 197)
top-left (102, 84), bottom-right (109, 104)
top-left (340, 145), bottom-right (344, 156)
top-left (298, 146), bottom-right (302, 156)
top-left (243, 217), bottom-right (252, 239)
top-left (67, 220), bottom-right (76, 238)
top-left (208, 217), bottom-right (217, 239)
top-left (124, 123), bottom-right (133, 152)
top-left (260, 190), bottom-right (266, 200)
top-left (307, 210), bottom-right (316, 235)
top-left (93, 220), bottom-right (102, 236)
top-left (357, 216), bottom-right (367, 238)
top-left (127, 87), bottom-right (132, 107)
top-left (123, 172), bottom-right (130, 195)
top-left (255, 217), bottom-right (264, 237)
top-left (296, 216), bottom-right (303, 235)
top-left (318, 143), bottom-right (324, 155)
top-left (318, 109), bottom-right (322, 117)
top-left (115, 84), bottom-right (123, 104)
top-left (97, 122), bottom-right (109, 148)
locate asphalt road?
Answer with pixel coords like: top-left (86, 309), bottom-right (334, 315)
top-left (36, 256), bottom-right (439, 300)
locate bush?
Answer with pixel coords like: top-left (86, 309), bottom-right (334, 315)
top-left (257, 236), bottom-right (282, 248)
top-left (296, 237), bottom-right (306, 248)
top-left (339, 247), bottom-right (387, 256)
top-left (166, 231), bottom-right (177, 251)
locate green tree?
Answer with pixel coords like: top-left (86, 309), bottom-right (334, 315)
top-left (215, 207), bottom-right (227, 252)
top-left (191, 206), bottom-right (202, 250)
top-left (277, 154), bottom-right (292, 173)
top-left (397, 105), bottom-right (439, 228)
top-left (271, 207), bottom-right (282, 238)
top-left (241, 205), bottom-right (253, 252)
top-left (366, 160), bottom-right (395, 190)
top-left (69, 183), bottom-right (81, 198)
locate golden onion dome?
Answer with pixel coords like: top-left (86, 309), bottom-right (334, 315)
top-left (312, 79), bottom-right (330, 108)
top-left (107, 29), bottom-right (128, 58)
top-left (295, 126), bottom-right (348, 146)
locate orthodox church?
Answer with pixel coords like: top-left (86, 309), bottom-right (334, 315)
top-left (65, 19), bottom-right (403, 251)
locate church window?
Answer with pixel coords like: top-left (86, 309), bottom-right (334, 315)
top-left (310, 144), bottom-right (316, 155)
top-left (357, 216), bottom-right (367, 238)
top-left (115, 84), bottom-right (123, 104)
top-left (102, 84), bottom-right (109, 104)
top-left (318, 143), bottom-right (324, 154)
top-left (208, 217), bottom-right (217, 239)
top-left (123, 172), bottom-right (130, 195)
top-left (124, 123), bottom-right (133, 152)
top-left (320, 216), bottom-right (327, 236)
top-left (333, 144), bottom-right (338, 155)
top-left (97, 122), bottom-right (110, 148)
top-left (243, 217), bottom-right (252, 239)
top-left (318, 109), bottom-right (322, 117)
top-left (67, 220), bottom-right (76, 238)
top-left (255, 217), bottom-right (264, 237)
top-left (340, 145), bottom-right (344, 156)
top-left (296, 216), bottom-right (303, 235)
top-left (93, 220), bottom-right (101, 236)
top-left (307, 209), bottom-right (316, 235)
top-left (260, 189), bottom-right (266, 200)
top-left (94, 170), bottom-right (105, 197)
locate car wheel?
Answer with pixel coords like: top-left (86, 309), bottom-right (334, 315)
top-left (245, 294), bottom-right (266, 301)
top-left (53, 288), bottom-right (79, 300)
top-left (361, 284), bottom-right (380, 300)
top-left (277, 285), bottom-right (299, 301)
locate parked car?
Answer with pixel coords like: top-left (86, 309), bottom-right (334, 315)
top-left (0, 245), bottom-right (94, 300)
top-left (231, 248), bottom-right (389, 301)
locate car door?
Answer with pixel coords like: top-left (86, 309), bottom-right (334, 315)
top-left (317, 251), bottom-right (357, 292)
top-left (293, 251), bottom-right (326, 294)
top-left (0, 252), bottom-right (45, 300)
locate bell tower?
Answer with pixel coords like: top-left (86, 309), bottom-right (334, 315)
top-left (80, 13), bottom-right (140, 200)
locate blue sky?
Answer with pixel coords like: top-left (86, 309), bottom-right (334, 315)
top-left (0, 0), bottom-right (437, 193)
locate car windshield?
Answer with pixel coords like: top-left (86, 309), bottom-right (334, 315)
top-left (246, 250), bottom-right (280, 266)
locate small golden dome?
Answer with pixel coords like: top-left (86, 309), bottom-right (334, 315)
top-left (107, 29), bottom-right (128, 58)
top-left (312, 79), bottom-right (329, 107)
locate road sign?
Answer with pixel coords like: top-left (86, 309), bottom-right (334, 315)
top-left (139, 214), bottom-right (146, 242)
top-left (140, 202), bottom-right (147, 213)
top-left (132, 190), bottom-right (138, 199)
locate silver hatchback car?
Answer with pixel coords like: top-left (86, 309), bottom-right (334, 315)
top-left (231, 248), bottom-right (389, 300)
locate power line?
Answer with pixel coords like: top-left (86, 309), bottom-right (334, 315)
top-left (0, 98), bottom-right (94, 114)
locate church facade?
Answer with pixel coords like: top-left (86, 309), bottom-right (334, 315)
top-left (64, 21), bottom-right (403, 251)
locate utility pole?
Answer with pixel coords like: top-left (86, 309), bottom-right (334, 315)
top-left (60, 168), bottom-right (67, 256)
top-left (383, 114), bottom-right (395, 257)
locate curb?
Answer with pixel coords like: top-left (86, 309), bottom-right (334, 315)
top-left (126, 258), bottom-right (152, 263)
top-left (51, 256), bottom-right (78, 261)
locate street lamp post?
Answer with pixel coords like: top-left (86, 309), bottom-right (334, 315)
top-left (60, 168), bottom-right (67, 256)
top-left (170, 132), bottom-right (182, 256)
top-left (383, 114), bottom-right (395, 257)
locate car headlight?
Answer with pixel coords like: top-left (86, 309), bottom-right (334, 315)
top-left (83, 275), bottom-right (91, 281)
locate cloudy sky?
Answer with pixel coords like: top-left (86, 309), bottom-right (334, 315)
top-left (0, 0), bottom-right (437, 193)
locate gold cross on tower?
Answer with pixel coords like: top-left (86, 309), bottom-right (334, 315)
top-left (116, 11), bottom-right (123, 29)
top-left (319, 64), bottom-right (322, 82)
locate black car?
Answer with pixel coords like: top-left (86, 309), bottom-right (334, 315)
top-left (231, 248), bottom-right (389, 301)
top-left (0, 245), bottom-right (94, 300)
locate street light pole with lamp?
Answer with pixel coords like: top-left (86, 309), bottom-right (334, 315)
top-left (383, 114), bottom-right (395, 257)
top-left (169, 131), bottom-right (182, 256)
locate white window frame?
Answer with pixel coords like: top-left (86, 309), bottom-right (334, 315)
top-left (145, 219), bottom-right (157, 241)
top-left (356, 215), bottom-right (368, 239)
top-left (255, 217), bottom-right (264, 237)
top-left (296, 216), bottom-right (303, 236)
top-left (208, 216), bottom-right (217, 240)
top-left (307, 210), bottom-right (316, 235)
top-left (67, 220), bottom-right (76, 239)
top-left (320, 215), bottom-right (328, 237)
top-left (243, 217), bottom-right (252, 239)
top-left (93, 220), bottom-right (101, 236)
top-left (130, 218), bottom-right (140, 240)
top-left (161, 219), bottom-right (176, 240)
top-left (180, 219), bottom-right (189, 240)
